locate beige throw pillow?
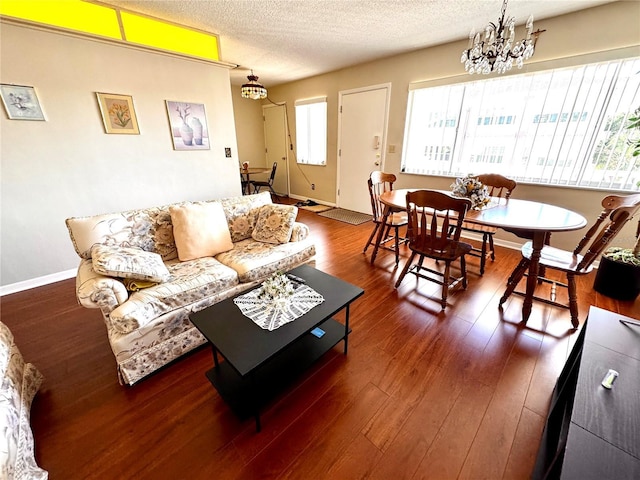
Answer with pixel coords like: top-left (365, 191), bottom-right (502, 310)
top-left (169, 202), bottom-right (233, 261)
top-left (252, 204), bottom-right (298, 244)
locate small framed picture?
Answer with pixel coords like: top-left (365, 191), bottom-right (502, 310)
top-left (165, 100), bottom-right (210, 150)
top-left (0, 84), bottom-right (45, 120)
top-left (96, 92), bottom-right (140, 134)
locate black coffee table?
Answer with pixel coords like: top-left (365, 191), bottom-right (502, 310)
top-left (190, 264), bottom-right (364, 431)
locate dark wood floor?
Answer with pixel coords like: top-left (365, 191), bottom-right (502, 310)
top-left (2, 205), bottom-right (638, 480)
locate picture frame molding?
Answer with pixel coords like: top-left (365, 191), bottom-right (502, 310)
top-left (0, 84), bottom-right (46, 121)
top-left (96, 92), bottom-right (140, 134)
top-left (165, 100), bottom-right (210, 151)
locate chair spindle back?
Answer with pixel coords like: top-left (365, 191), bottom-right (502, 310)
top-left (406, 190), bottom-right (471, 253)
top-left (368, 171), bottom-right (397, 222)
top-left (574, 193), bottom-right (640, 271)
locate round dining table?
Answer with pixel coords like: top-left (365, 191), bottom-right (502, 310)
top-left (376, 189), bottom-right (588, 323)
top-left (240, 166), bottom-right (271, 195)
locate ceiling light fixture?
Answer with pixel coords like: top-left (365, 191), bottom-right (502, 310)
top-left (461, 0), bottom-right (545, 75)
top-left (241, 70), bottom-right (267, 100)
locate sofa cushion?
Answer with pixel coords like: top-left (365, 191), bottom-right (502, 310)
top-left (66, 206), bottom-right (179, 261)
top-left (169, 202), bottom-right (234, 261)
top-left (0, 321), bottom-right (47, 480)
top-left (91, 244), bottom-right (171, 283)
top-left (109, 257), bottom-right (239, 334)
top-left (216, 237), bottom-right (316, 283)
top-left (220, 192), bottom-right (273, 242)
top-left (252, 204), bottom-right (298, 244)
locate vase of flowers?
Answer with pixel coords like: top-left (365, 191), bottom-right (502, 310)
top-left (451, 174), bottom-right (490, 209)
top-left (259, 272), bottom-right (295, 308)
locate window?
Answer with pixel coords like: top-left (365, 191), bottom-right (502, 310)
top-left (295, 97), bottom-right (327, 165)
top-left (401, 56), bottom-right (640, 191)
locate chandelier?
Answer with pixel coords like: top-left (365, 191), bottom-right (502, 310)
top-left (461, 0), bottom-right (543, 75)
top-left (241, 70), bottom-right (267, 100)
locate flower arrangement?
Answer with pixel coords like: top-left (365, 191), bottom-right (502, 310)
top-left (258, 272), bottom-right (295, 303)
top-left (451, 174), bottom-right (490, 209)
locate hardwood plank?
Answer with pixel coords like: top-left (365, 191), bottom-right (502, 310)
top-left (323, 432), bottom-right (383, 479)
top-left (367, 347), bottom-right (479, 480)
top-left (411, 378), bottom-right (494, 479)
top-left (363, 315), bottom-right (472, 451)
top-left (502, 407), bottom-right (546, 480)
top-left (458, 334), bottom-right (542, 479)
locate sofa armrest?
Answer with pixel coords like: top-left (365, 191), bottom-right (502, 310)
top-left (290, 222), bottom-right (310, 242)
top-left (76, 259), bottom-right (129, 314)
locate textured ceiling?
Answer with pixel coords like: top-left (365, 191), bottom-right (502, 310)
top-left (104, 0), bottom-right (616, 87)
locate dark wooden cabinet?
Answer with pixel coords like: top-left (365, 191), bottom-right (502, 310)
top-left (533, 306), bottom-right (640, 479)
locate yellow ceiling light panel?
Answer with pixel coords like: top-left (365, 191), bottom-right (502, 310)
top-left (0, 0), bottom-right (122, 40)
top-left (120, 11), bottom-right (219, 62)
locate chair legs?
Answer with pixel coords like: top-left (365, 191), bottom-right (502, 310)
top-left (455, 229), bottom-right (494, 275)
top-left (500, 260), bottom-right (580, 328)
top-left (366, 222), bottom-right (405, 265)
top-left (394, 226), bottom-right (401, 265)
top-left (395, 251), bottom-right (416, 288)
top-left (567, 274), bottom-right (579, 329)
top-left (488, 233), bottom-right (495, 261)
top-left (363, 223), bottom-right (380, 253)
top-left (499, 258), bottom-right (529, 306)
top-left (395, 253), bottom-right (468, 311)
top-left (442, 261), bottom-right (451, 310)
top-left (253, 184), bottom-right (280, 202)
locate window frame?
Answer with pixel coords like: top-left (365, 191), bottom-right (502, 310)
top-left (401, 47), bottom-right (640, 192)
top-left (294, 96), bottom-right (327, 165)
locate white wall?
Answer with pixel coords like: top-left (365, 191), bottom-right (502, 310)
top-left (0, 23), bottom-right (241, 288)
top-left (231, 85), bottom-right (267, 169)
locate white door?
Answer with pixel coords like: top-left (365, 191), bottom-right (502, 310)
top-left (337, 84), bottom-right (391, 214)
top-left (263, 104), bottom-right (288, 195)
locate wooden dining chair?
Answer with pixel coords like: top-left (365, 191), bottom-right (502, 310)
top-left (461, 173), bottom-right (517, 275)
top-left (240, 172), bottom-right (249, 195)
top-left (363, 171), bottom-right (407, 265)
top-left (251, 162), bottom-right (278, 198)
top-left (499, 192), bottom-right (640, 328)
top-left (395, 190), bottom-right (473, 310)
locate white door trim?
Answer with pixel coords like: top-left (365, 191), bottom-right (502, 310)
top-left (262, 102), bottom-right (289, 196)
top-left (336, 82), bottom-right (392, 209)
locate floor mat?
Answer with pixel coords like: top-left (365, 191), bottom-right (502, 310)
top-left (298, 204), bottom-right (333, 213)
top-left (318, 208), bottom-right (371, 225)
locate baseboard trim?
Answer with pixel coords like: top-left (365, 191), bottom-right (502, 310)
top-left (1, 268), bottom-right (76, 296)
top-left (288, 194), bottom-right (336, 208)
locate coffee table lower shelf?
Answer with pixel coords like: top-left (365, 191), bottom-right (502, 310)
top-left (204, 317), bottom-right (349, 430)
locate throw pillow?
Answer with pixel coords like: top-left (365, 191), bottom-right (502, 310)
top-left (252, 204), bottom-right (298, 244)
top-left (169, 202), bottom-right (234, 261)
top-left (91, 244), bottom-right (171, 283)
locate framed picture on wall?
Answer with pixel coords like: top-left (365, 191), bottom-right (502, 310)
top-left (96, 92), bottom-right (140, 134)
top-left (0, 84), bottom-right (46, 120)
top-left (165, 100), bottom-right (210, 150)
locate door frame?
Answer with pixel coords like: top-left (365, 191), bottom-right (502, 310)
top-left (262, 102), bottom-right (289, 196)
top-left (336, 83), bottom-right (392, 209)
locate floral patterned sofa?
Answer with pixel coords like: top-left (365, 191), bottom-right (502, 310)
top-left (65, 192), bottom-right (315, 385)
top-left (1, 321), bottom-right (47, 479)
